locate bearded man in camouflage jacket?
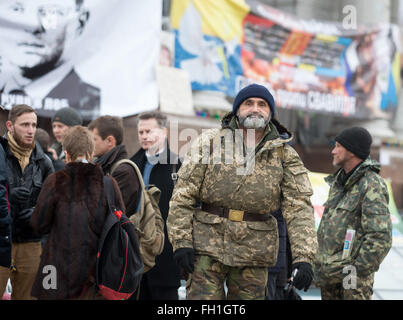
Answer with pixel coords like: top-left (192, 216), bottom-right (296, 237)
top-left (314, 127), bottom-right (392, 300)
top-left (167, 84), bottom-right (317, 300)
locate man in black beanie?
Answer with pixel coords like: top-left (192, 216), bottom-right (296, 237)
top-left (49, 107), bottom-right (83, 166)
top-left (314, 126), bottom-right (392, 300)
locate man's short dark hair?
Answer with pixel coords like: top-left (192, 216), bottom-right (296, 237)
top-left (137, 111), bottom-right (168, 128)
top-left (8, 104), bottom-right (36, 123)
top-left (88, 115), bottom-right (124, 145)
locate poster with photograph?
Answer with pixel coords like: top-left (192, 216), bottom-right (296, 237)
top-left (0, 0), bottom-right (162, 119)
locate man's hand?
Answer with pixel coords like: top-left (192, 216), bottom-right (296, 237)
top-left (174, 248), bottom-right (195, 274)
top-left (48, 148), bottom-right (58, 160)
top-left (291, 262), bottom-right (313, 291)
top-left (15, 208), bottom-right (34, 223)
top-left (10, 187), bottom-right (30, 203)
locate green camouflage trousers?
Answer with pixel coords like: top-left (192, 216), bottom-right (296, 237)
top-left (186, 255), bottom-right (268, 300)
top-left (320, 273), bottom-right (375, 300)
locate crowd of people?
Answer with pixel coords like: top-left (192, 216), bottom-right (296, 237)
top-left (0, 83), bottom-right (393, 300)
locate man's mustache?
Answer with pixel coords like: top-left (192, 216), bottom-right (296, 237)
top-left (246, 113), bottom-right (265, 118)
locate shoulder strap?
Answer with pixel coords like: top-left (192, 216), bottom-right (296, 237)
top-left (110, 159), bottom-right (147, 217)
top-left (110, 159), bottom-right (146, 192)
top-left (103, 175), bottom-right (116, 210)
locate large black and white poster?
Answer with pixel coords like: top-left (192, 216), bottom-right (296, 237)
top-left (0, 0), bottom-right (161, 119)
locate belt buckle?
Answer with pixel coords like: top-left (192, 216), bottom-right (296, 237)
top-left (228, 209), bottom-right (244, 222)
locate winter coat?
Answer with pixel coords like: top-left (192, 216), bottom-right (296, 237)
top-left (131, 145), bottom-right (182, 288)
top-left (30, 162), bottom-right (124, 299)
top-left (2, 136), bottom-right (54, 243)
top-left (314, 158), bottom-right (392, 285)
top-left (95, 144), bottom-right (140, 217)
top-left (0, 141), bottom-right (11, 268)
top-left (167, 112), bottom-right (317, 268)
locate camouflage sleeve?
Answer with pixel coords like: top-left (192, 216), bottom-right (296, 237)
top-left (281, 144), bottom-right (318, 265)
top-left (167, 130), bottom-right (218, 252)
top-left (354, 176), bottom-right (392, 276)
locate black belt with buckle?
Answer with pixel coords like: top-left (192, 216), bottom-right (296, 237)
top-left (201, 202), bottom-right (271, 222)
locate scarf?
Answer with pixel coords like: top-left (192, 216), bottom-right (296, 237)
top-left (7, 131), bottom-right (33, 172)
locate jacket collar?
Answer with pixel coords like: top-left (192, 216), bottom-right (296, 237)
top-left (132, 140), bottom-right (178, 168)
top-left (2, 133), bottom-right (45, 161)
top-left (95, 144), bottom-right (128, 173)
top-left (325, 157), bottom-right (381, 190)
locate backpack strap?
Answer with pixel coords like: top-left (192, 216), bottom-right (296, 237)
top-left (110, 159), bottom-right (146, 191)
top-left (110, 159), bottom-right (147, 216)
top-left (103, 175), bottom-right (117, 211)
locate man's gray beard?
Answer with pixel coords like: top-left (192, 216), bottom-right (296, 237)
top-left (238, 114), bottom-right (270, 129)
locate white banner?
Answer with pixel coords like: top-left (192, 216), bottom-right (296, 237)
top-left (0, 0), bottom-right (161, 119)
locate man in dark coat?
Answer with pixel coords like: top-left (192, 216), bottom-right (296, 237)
top-left (89, 116), bottom-right (140, 218)
top-left (31, 126), bottom-right (123, 299)
top-left (0, 104), bottom-right (54, 300)
top-left (130, 111), bottom-right (181, 300)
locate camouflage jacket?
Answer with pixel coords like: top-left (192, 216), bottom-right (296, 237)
top-left (167, 113), bottom-right (317, 268)
top-left (314, 158), bottom-right (392, 285)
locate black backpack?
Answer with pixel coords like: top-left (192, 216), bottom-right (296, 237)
top-left (95, 176), bottom-right (144, 300)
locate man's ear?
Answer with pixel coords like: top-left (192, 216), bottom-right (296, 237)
top-left (64, 150), bottom-right (71, 163)
top-left (5, 120), bottom-right (13, 133)
top-left (76, 9), bottom-right (89, 35)
top-left (106, 135), bottom-right (117, 148)
top-left (163, 127), bottom-right (168, 138)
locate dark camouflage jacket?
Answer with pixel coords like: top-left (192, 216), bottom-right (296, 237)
top-left (314, 158), bottom-right (392, 285)
top-left (167, 113), bottom-right (317, 268)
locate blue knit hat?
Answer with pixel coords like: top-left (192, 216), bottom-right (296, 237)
top-left (233, 84), bottom-right (275, 116)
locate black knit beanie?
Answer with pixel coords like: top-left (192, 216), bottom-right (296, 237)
top-left (233, 84), bottom-right (275, 116)
top-left (52, 107), bottom-right (83, 127)
top-left (335, 127), bottom-right (372, 160)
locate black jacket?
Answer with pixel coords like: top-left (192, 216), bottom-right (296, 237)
top-left (130, 145), bottom-right (181, 288)
top-left (1, 136), bottom-right (54, 243)
top-left (0, 141), bottom-right (11, 267)
top-left (95, 144), bottom-right (140, 216)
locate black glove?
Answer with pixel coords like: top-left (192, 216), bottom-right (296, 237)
top-left (10, 187), bottom-right (30, 203)
top-left (174, 248), bottom-right (195, 274)
top-left (291, 262), bottom-right (313, 292)
top-left (15, 208), bottom-right (34, 223)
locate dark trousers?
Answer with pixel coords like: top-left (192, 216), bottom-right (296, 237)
top-left (138, 275), bottom-right (179, 300)
top-left (266, 272), bottom-right (285, 300)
